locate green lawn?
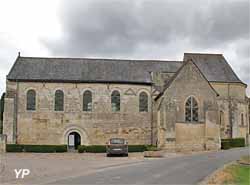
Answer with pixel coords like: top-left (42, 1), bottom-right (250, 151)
top-left (225, 164), bottom-right (250, 185)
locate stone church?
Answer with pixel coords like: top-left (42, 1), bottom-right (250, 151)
top-left (2, 53), bottom-right (249, 151)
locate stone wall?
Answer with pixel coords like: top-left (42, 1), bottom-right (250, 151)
top-left (211, 82), bottom-right (249, 140)
top-left (3, 98), bottom-right (15, 144)
top-left (3, 81), bottom-right (152, 145)
top-left (0, 134), bottom-right (6, 153)
top-left (156, 61), bottom-right (219, 151)
top-left (175, 123), bottom-right (205, 152)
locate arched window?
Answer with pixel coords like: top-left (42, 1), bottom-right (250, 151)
top-left (241, 113), bottom-right (244, 126)
top-left (139, 92), bottom-right (148, 112)
top-left (26, 90), bottom-right (36, 111)
top-left (83, 90), bottom-right (92, 112)
top-left (55, 90), bottom-right (64, 111)
top-left (111, 90), bottom-right (120, 112)
top-left (185, 96), bottom-right (198, 122)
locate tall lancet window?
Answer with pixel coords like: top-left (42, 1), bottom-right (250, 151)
top-left (185, 96), bottom-right (198, 122)
top-left (27, 90), bottom-right (36, 111)
top-left (111, 90), bottom-right (120, 112)
top-left (55, 90), bottom-right (64, 111)
top-left (83, 90), bottom-right (92, 112)
top-left (139, 92), bottom-right (148, 112)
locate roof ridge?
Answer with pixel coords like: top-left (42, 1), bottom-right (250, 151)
top-left (184, 52), bottom-right (223, 56)
top-left (19, 56), bottom-right (183, 63)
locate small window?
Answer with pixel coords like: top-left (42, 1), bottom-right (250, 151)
top-left (83, 90), bottom-right (92, 112)
top-left (241, 113), bottom-right (244, 126)
top-left (139, 92), bottom-right (148, 112)
top-left (111, 90), bottom-right (120, 112)
top-left (55, 90), bottom-right (64, 111)
top-left (26, 90), bottom-right (36, 111)
top-left (185, 96), bottom-right (198, 122)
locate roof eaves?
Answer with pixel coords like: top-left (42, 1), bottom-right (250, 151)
top-left (6, 54), bottom-right (20, 79)
top-left (220, 55), bottom-right (244, 84)
top-left (209, 81), bottom-right (247, 87)
top-left (7, 78), bottom-right (153, 85)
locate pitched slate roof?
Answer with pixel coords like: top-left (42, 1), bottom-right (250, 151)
top-left (7, 57), bottom-right (182, 84)
top-left (184, 53), bottom-right (244, 84)
top-left (155, 60), bottom-right (219, 100)
top-left (7, 53), bottom-right (245, 86)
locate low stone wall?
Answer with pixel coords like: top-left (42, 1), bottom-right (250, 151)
top-left (163, 123), bottom-right (220, 152)
top-left (175, 123), bottom-right (205, 152)
top-left (205, 122), bottom-right (221, 151)
top-left (205, 138), bottom-right (220, 151)
top-left (0, 134), bottom-right (7, 153)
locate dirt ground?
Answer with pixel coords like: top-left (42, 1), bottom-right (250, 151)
top-left (0, 152), bottom-right (146, 184)
top-left (207, 165), bottom-right (234, 185)
top-left (0, 151), bottom-right (203, 184)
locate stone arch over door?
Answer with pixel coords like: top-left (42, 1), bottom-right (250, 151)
top-left (63, 126), bottom-right (89, 146)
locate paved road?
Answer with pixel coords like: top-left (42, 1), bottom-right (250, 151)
top-left (50, 147), bottom-right (250, 185)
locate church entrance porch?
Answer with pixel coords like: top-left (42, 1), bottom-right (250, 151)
top-left (68, 132), bottom-right (81, 150)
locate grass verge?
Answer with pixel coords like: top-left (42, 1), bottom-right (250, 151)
top-left (208, 156), bottom-right (250, 185)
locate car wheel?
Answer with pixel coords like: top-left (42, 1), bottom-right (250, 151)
top-left (106, 153), bottom-right (110, 157)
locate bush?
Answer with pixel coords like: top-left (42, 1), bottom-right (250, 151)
top-left (77, 145), bottom-right (159, 153)
top-left (85, 145), bottom-right (106, 153)
top-left (78, 145), bottom-right (149, 153)
top-left (78, 145), bottom-right (86, 153)
top-left (221, 141), bottom-right (231, 150)
top-left (6, 144), bottom-right (67, 153)
top-left (221, 138), bottom-right (245, 150)
top-left (6, 144), bottom-right (23, 152)
top-left (145, 145), bottom-right (158, 151)
top-left (231, 138), bottom-right (245, 148)
top-left (128, 145), bottom-right (146, 152)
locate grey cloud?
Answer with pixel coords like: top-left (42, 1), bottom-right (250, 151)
top-left (236, 40), bottom-right (250, 59)
top-left (43, 0), bottom-right (193, 57)
top-left (44, 0), bottom-right (250, 57)
top-left (42, 0), bottom-right (250, 88)
top-left (192, 1), bottom-right (250, 47)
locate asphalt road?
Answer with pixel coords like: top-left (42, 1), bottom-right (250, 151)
top-left (50, 147), bottom-right (250, 185)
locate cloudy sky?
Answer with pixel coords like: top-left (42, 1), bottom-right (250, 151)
top-left (0, 0), bottom-right (249, 95)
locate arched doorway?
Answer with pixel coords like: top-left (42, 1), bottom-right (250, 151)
top-left (68, 132), bottom-right (81, 150)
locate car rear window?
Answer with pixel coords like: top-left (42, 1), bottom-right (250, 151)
top-left (110, 138), bottom-right (125, 144)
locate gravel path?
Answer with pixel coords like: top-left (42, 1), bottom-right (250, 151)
top-left (0, 152), bottom-right (145, 184)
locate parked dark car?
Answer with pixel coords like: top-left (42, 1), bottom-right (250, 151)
top-left (106, 138), bottom-right (128, 157)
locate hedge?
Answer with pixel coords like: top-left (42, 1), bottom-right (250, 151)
top-left (6, 144), bottom-right (23, 152)
top-left (128, 145), bottom-right (146, 152)
top-left (230, 138), bottom-right (245, 148)
top-left (77, 145), bottom-right (107, 153)
top-left (78, 145), bottom-right (85, 153)
top-left (221, 138), bottom-right (245, 150)
top-left (145, 145), bottom-right (158, 151)
top-left (78, 145), bottom-right (154, 153)
top-left (221, 141), bottom-right (231, 150)
top-left (6, 144), bottom-right (67, 153)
